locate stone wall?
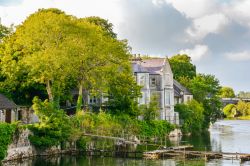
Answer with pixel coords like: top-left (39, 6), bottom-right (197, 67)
top-left (2, 129), bottom-right (77, 164)
top-left (3, 129), bottom-right (36, 161)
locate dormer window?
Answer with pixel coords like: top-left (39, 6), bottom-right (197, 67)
top-left (150, 78), bottom-right (156, 87)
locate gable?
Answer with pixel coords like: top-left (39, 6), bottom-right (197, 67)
top-left (0, 94), bottom-right (17, 110)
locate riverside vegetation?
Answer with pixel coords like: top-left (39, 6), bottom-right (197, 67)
top-left (0, 8), bottom-right (223, 161)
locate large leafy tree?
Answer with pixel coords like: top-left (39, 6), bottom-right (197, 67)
top-left (188, 74), bottom-right (222, 127)
top-left (64, 17), bottom-right (138, 112)
top-left (1, 8), bottom-right (141, 113)
top-left (188, 74), bottom-right (221, 102)
top-left (169, 54), bottom-right (196, 82)
top-left (0, 9), bottom-right (77, 107)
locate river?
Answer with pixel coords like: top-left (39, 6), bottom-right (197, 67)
top-left (6, 120), bottom-right (250, 166)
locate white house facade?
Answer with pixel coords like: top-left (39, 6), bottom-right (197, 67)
top-left (132, 58), bottom-right (179, 124)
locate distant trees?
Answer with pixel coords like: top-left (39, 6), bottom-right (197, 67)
top-left (222, 104), bottom-right (237, 118)
top-left (222, 100), bottom-right (250, 118)
top-left (219, 87), bottom-right (235, 98)
top-left (238, 91), bottom-right (250, 99)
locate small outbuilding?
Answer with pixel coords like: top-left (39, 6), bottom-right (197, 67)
top-left (0, 93), bottom-right (18, 123)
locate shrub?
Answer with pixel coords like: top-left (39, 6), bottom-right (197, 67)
top-left (137, 120), bottom-right (174, 137)
top-left (29, 98), bottom-right (74, 149)
top-left (76, 137), bottom-right (88, 151)
top-left (175, 100), bottom-right (204, 134)
top-left (0, 123), bottom-right (17, 160)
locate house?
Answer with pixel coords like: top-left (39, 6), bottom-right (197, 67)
top-left (0, 93), bottom-right (18, 123)
top-left (173, 79), bottom-right (193, 104)
top-left (132, 57), bottom-right (179, 124)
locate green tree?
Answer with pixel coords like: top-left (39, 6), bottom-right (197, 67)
top-left (236, 100), bottom-right (250, 116)
top-left (219, 87), bottom-right (235, 98)
top-left (188, 74), bottom-right (222, 127)
top-left (140, 94), bottom-right (160, 121)
top-left (0, 9), bottom-right (76, 108)
top-left (85, 16), bottom-right (117, 38)
top-left (222, 104), bottom-right (237, 118)
top-left (64, 17), bottom-right (135, 112)
top-left (0, 24), bottom-right (11, 41)
top-left (29, 97), bottom-right (75, 149)
top-left (107, 70), bottom-right (141, 117)
top-left (175, 99), bottom-right (204, 134)
top-left (169, 54), bottom-right (196, 81)
top-left (189, 74), bottom-right (221, 102)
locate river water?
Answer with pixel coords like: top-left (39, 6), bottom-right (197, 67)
top-left (6, 120), bottom-right (250, 166)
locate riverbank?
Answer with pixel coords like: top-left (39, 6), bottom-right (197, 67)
top-left (1, 124), bottom-right (182, 164)
top-left (225, 116), bottom-right (250, 120)
top-left (3, 120), bottom-right (250, 165)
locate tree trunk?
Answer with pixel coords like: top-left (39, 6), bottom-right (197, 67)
top-left (46, 80), bottom-right (54, 103)
top-left (77, 82), bottom-right (83, 112)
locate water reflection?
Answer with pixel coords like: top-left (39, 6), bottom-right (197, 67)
top-left (4, 156), bottom-right (207, 166)
top-left (210, 120), bottom-right (250, 154)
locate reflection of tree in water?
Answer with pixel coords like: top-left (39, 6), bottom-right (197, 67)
top-left (181, 131), bottom-right (211, 151)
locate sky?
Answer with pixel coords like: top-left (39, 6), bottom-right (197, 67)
top-left (0, 0), bottom-right (250, 93)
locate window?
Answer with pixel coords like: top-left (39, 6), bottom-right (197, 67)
top-left (165, 90), bottom-right (171, 105)
top-left (139, 75), bottom-right (145, 86)
top-left (89, 96), bottom-right (97, 104)
top-left (150, 78), bottom-right (156, 87)
top-left (139, 92), bottom-right (145, 104)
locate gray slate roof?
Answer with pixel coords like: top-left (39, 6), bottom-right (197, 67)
top-left (0, 93), bottom-right (17, 109)
top-left (173, 79), bottom-right (192, 97)
top-left (132, 58), bottom-right (165, 75)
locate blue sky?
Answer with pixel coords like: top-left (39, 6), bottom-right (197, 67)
top-left (0, 0), bottom-right (250, 93)
top-left (0, 0), bottom-right (22, 6)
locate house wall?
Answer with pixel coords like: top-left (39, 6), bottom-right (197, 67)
top-left (0, 110), bottom-right (5, 122)
top-left (183, 95), bottom-right (193, 103)
top-left (161, 60), bottom-right (175, 122)
top-left (0, 109), bottom-right (17, 123)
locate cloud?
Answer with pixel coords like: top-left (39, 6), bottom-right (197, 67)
top-left (165, 0), bottom-right (217, 18)
top-left (226, 51), bottom-right (250, 61)
top-left (223, 0), bottom-right (250, 28)
top-left (186, 13), bottom-right (229, 40)
top-left (118, 0), bottom-right (191, 55)
top-left (0, 0), bottom-right (122, 27)
top-left (179, 45), bottom-right (209, 61)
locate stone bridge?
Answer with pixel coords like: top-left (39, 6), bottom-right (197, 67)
top-left (221, 98), bottom-right (250, 107)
